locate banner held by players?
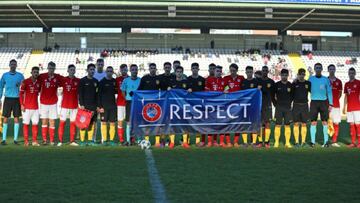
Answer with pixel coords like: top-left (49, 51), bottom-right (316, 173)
top-left (130, 89), bottom-right (262, 136)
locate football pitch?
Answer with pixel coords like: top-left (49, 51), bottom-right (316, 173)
top-left (0, 120), bottom-right (360, 203)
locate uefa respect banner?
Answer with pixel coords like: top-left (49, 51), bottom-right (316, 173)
top-left (130, 89), bottom-right (262, 136)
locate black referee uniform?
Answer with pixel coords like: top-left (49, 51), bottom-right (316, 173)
top-left (98, 77), bottom-right (117, 122)
top-left (78, 76), bottom-right (99, 123)
top-left (292, 80), bottom-right (311, 123)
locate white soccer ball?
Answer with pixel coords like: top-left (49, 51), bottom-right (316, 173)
top-left (140, 139), bottom-right (151, 150)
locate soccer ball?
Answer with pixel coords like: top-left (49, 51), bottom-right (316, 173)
top-left (140, 139), bottom-right (151, 150)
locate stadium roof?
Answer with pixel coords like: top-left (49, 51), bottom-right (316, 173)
top-left (0, 1), bottom-right (360, 33)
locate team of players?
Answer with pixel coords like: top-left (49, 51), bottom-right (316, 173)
top-left (0, 59), bottom-right (359, 148)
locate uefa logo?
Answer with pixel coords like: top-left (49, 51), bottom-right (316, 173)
top-left (80, 115), bottom-right (86, 123)
top-left (142, 103), bottom-right (162, 122)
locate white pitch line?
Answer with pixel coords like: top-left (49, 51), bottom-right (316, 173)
top-left (145, 149), bottom-right (168, 203)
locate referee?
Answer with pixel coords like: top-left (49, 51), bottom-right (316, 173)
top-left (0, 59), bottom-right (24, 145)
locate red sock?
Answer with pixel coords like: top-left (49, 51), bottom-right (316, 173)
top-left (356, 124), bottom-right (360, 144)
top-left (207, 135), bottom-right (213, 144)
top-left (225, 134), bottom-right (231, 144)
top-left (49, 127), bottom-right (55, 143)
top-left (350, 124), bottom-right (356, 144)
top-left (58, 121), bottom-right (66, 143)
top-left (70, 122), bottom-right (76, 143)
top-left (118, 127), bottom-right (124, 143)
top-left (42, 125), bottom-right (48, 142)
top-left (23, 124), bottom-right (29, 143)
top-left (32, 125), bottom-right (38, 143)
top-left (213, 134), bottom-right (218, 142)
top-left (201, 134), bottom-right (205, 143)
top-left (332, 124), bottom-right (339, 143)
top-left (219, 134), bottom-right (225, 144)
top-left (234, 133), bottom-right (240, 144)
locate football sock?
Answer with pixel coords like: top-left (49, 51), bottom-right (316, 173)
top-left (219, 134), bottom-right (225, 144)
top-left (41, 125), bottom-right (48, 142)
top-left (69, 122), bottom-right (76, 143)
top-left (356, 124), bottom-right (360, 144)
top-left (2, 123), bottom-right (7, 141)
top-left (310, 125), bottom-right (316, 144)
top-left (118, 124), bottom-right (124, 143)
top-left (323, 125), bottom-right (329, 145)
top-left (170, 134), bottom-right (175, 144)
top-left (101, 123), bottom-right (107, 142)
top-left (58, 120), bottom-right (66, 143)
top-left (225, 134), bottom-right (231, 144)
top-left (195, 133), bottom-right (201, 144)
top-left (233, 133), bottom-right (239, 144)
top-left (23, 124), bottom-right (29, 143)
top-left (264, 128), bottom-right (270, 142)
top-left (155, 135), bottom-right (160, 145)
top-left (207, 135), bottom-right (213, 144)
top-left (109, 123), bottom-right (115, 141)
top-left (242, 133), bottom-right (248, 144)
top-left (126, 124), bottom-right (130, 143)
top-left (285, 125), bottom-right (291, 146)
top-left (252, 133), bottom-right (257, 144)
top-left (32, 125), bottom-right (38, 143)
top-left (293, 123), bottom-right (300, 144)
top-left (49, 126), bottom-right (55, 143)
top-left (182, 134), bottom-right (188, 144)
top-left (301, 124), bottom-right (307, 144)
top-left (88, 124), bottom-right (95, 141)
top-left (80, 129), bottom-right (86, 142)
top-left (274, 125), bottom-right (281, 147)
top-left (201, 134), bottom-right (205, 143)
top-left (332, 123), bottom-right (339, 143)
top-left (213, 134), bottom-right (218, 142)
top-left (14, 123), bottom-right (19, 141)
top-left (350, 124), bottom-right (356, 144)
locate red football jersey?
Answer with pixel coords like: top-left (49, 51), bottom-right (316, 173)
top-left (60, 76), bottom-right (80, 109)
top-left (329, 77), bottom-right (342, 108)
top-left (19, 77), bottom-right (41, 109)
top-left (38, 73), bottom-right (62, 105)
top-left (116, 75), bottom-right (128, 106)
top-left (344, 79), bottom-right (360, 112)
top-left (205, 76), bottom-right (225, 92)
top-left (223, 75), bottom-right (245, 92)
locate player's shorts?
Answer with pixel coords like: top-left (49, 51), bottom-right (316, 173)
top-left (2, 97), bottom-right (21, 118)
top-left (347, 111), bottom-right (360, 123)
top-left (101, 108), bottom-right (117, 122)
top-left (60, 108), bottom-right (77, 122)
top-left (125, 101), bottom-right (132, 122)
top-left (292, 103), bottom-right (309, 123)
top-left (330, 108), bottom-right (341, 124)
top-left (310, 100), bottom-right (329, 122)
top-left (275, 106), bottom-right (293, 125)
top-left (261, 105), bottom-right (272, 124)
top-left (22, 109), bottom-right (39, 125)
top-left (40, 104), bottom-right (58, 119)
top-left (117, 105), bottom-right (126, 121)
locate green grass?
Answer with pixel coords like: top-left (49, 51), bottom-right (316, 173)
top-left (1, 119), bottom-right (360, 202)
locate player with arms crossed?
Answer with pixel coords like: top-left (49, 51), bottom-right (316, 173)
top-left (343, 68), bottom-right (360, 148)
top-left (309, 63), bottom-right (333, 148)
top-left (292, 68), bottom-right (311, 147)
top-left (98, 66), bottom-right (117, 146)
top-left (327, 64), bottom-right (342, 147)
top-left (20, 66), bottom-right (41, 146)
top-left (0, 59), bottom-right (24, 145)
top-left (78, 64), bottom-right (99, 146)
top-left (58, 64), bottom-right (80, 146)
top-left (116, 64), bottom-right (128, 144)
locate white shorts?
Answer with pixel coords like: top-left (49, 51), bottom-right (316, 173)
top-left (40, 104), bottom-right (58, 119)
top-left (60, 108), bottom-right (77, 122)
top-left (22, 109), bottom-right (39, 125)
top-left (330, 108), bottom-right (341, 124)
top-left (347, 111), bottom-right (360, 124)
top-left (117, 106), bottom-right (126, 121)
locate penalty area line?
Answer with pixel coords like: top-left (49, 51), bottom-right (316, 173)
top-left (145, 149), bottom-right (168, 203)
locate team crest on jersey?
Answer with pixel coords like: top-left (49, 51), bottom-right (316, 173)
top-left (287, 88), bottom-right (291, 92)
top-left (354, 85), bottom-right (357, 88)
top-left (94, 83), bottom-right (97, 87)
top-left (182, 84), bottom-right (187, 88)
top-left (237, 79), bottom-right (241, 82)
top-left (156, 80), bottom-right (160, 85)
top-left (305, 84), bottom-right (308, 89)
top-left (250, 83), bottom-right (254, 88)
top-left (198, 81), bottom-right (202, 86)
top-left (267, 83), bottom-right (271, 88)
top-left (142, 103), bottom-right (162, 122)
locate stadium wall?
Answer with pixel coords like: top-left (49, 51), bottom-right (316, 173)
top-left (0, 33), bottom-right (359, 51)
